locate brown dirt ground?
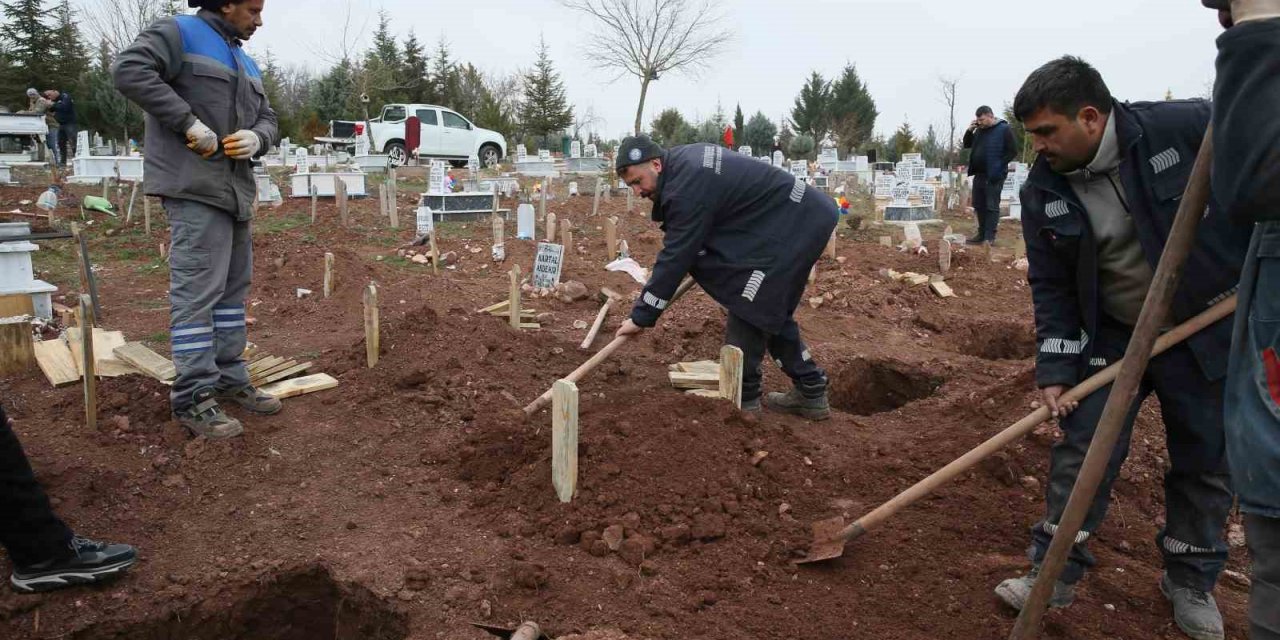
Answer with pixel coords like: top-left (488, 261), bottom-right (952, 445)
top-left (0, 167), bottom-right (1254, 639)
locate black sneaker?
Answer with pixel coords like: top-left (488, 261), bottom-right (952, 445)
top-left (965, 236), bottom-right (985, 245)
top-left (11, 536), bottom-right (138, 593)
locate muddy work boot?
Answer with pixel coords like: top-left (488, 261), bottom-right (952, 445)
top-left (174, 389), bottom-right (243, 439)
top-left (994, 565), bottom-right (1076, 611)
top-left (1160, 573), bottom-right (1224, 640)
top-left (764, 383), bottom-right (830, 421)
top-left (216, 384), bottom-right (283, 416)
top-left (11, 536), bottom-right (138, 593)
top-left (740, 397), bottom-right (762, 413)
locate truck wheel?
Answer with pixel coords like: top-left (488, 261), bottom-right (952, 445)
top-left (385, 142), bottom-right (406, 167)
top-left (480, 144), bottom-right (502, 168)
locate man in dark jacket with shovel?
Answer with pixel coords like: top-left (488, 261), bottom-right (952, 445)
top-left (994, 56), bottom-right (1250, 640)
top-left (614, 136), bottom-right (838, 420)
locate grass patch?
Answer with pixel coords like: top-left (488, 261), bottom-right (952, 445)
top-left (255, 213), bottom-right (310, 235)
top-left (144, 331), bottom-right (169, 344)
top-left (378, 255), bottom-right (418, 270)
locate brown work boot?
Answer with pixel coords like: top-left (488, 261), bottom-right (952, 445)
top-left (216, 384), bottom-right (282, 415)
top-left (174, 390), bottom-right (243, 439)
top-left (764, 384), bottom-right (830, 421)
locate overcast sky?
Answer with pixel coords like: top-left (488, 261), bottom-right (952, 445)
top-left (235, 0), bottom-right (1220, 142)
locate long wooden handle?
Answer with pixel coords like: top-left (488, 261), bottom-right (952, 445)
top-left (524, 277), bottom-right (700, 415)
top-left (835, 292), bottom-right (1236, 545)
top-left (580, 298), bottom-right (615, 350)
top-left (1011, 128), bottom-right (1215, 639)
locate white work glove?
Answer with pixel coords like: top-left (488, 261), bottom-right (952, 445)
top-left (222, 129), bottom-right (261, 160)
top-left (185, 119), bottom-right (218, 158)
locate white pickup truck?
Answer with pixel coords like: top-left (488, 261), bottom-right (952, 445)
top-left (323, 104), bottom-right (507, 168)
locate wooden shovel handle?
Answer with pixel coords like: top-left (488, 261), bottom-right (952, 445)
top-left (836, 293), bottom-right (1238, 544)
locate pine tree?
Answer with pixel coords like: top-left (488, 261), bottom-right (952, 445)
top-left (829, 64), bottom-right (877, 155)
top-left (519, 36), bottom-right (573, 140)
top-left (888, 121), bottom-right (917, 162)
top-left (777, 120), bottom-right (795, 154)
top-left (49, 0), bottom-right (88, 92)
top-left (742, 111), bottom-right (776, 153)
top-left (81, 41), bottom-right (143, 143)
top-left (733, 104), bottom-right (744, 146)
top-left (370, 10), bottom-right (398, 67)
top-left (431, 38), bottom-right (458, 105)
top-left (0, 0), bottom-right (57, 108)
top-left (790, 71), bottom-right (831, 143)
top-left (401, 31), bottom-right (427, 103)
top-left (309, 58), bottom-right (354, 124)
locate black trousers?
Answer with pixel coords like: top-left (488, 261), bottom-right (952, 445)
top-left (1248, 514), bottom-right (1280, 640)
top-left (724, 313), bottom-right (826, 403)
top-left (971, 175), bottom-right (1003, 242)
top-left (0, 403), bottom-right (73, 567)
top-left (56, 123), bottom-right (75, 167)
top-left (1028, 320), bottom-right (1232, 591)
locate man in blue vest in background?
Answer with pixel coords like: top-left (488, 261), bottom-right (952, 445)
top-left (113, 0), bottom-right (280, 439)
top-left (962, 105), bottom-right (1018, 244)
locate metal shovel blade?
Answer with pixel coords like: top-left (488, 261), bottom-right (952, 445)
top-left (796, 515), bottom-right (852, 564)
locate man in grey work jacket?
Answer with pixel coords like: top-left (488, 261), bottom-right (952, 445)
top-left (992, 56), bottom-right (1251, 640)
top-left (614, 136), bottom-right (838, 420)
top-left (113, 0), bottom-right (279, 439)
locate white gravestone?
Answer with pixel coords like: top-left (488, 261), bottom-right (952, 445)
top-left (569, 181), bottom-right (579, 196)
top-left (468, 154), bottom-right (480, 173)
top-left (293, 147), bottom-right (308, 173)
top-left (570, 140), bottom-right (581, 159)
top-left (875, 176), bottom-right (893, 198)
top-left (773, 150), bottom-right (784, 167)
top-left (416, 206), bottom-right (434, 235)
top-left (584, 143), bottom-right (598, 158)
top-left (902, 153), bottom-right (922, 163)
top-left (516, 145), bottom-right (528, 162)
top-left (355, 136), bottom-right (370, 156)
top-left (790, 160), bottom-right (808, 178)
top-left (538, 149), bottom-right (552, 162)
top-left (890, 182), bottom-right (911, 207)
top-left (738, 145), bottom-right (752, 156)
top-left (919, 186), bottom-right (937, 211)
top-left (516, 203), bottom-right (536, 239)
top-left (76, 131), bottom-right (90, 159)
top-left (428, 161), bottom-right (448, 195)
top-left (532, 242), bottom-right (565, 288)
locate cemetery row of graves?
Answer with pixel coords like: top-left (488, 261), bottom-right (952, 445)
top-left (0, 133), bottom-right (1247, 640)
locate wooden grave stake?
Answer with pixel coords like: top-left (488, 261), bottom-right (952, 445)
top-left (626, 187), bottom-right (633, 212)
top-left (551, 379), bottom-right (579, 503)
top-left (143, 194), bottom-right (152, 233)
top-left (561, 220), bottom-right (572, 253)
top-left (492, 214), bottom-right (504, 253)
top-left (335, 177), bottom-right (349, 226)
top-left (70, 223), bottom-right (102, 320)
top-left (939, 238), bottom-right (952, 275)
top-left (378, 184), bottom-right (388, 218)
top-left (389, 169), bottom-right (399, 228)
top-left (323, 252), bottom-right (335, 298)
top-left (826, 229), bottom-right (837, 259)
top-left (546, 212), bottom-right (557, 243)
top-left (310, 184), bottom-right (318, 223)
top-left (808, 265), bottom-right (817, 286)
top-left (539, 183), bottom-right (547, 222)
top-left (719, 345), bottom-right (744, 409)
top-left (591, 177), bottom-right (602, 217)
top-left (605, 216), bottom-right (618, 261)
top-left (79, 294), bottom-right (97, 429)
top-left (125, 182), bottom-right (137, 223)
top-left (428, 229), bottom-right (440, 275)
top-left (363, 283), bottom-right (379, 368)
top-left (159, 242), bottom-right (168, 259)
top-left (509, 264), bottom-right (522, 329)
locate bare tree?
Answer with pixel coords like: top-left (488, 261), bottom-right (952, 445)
top-left (937, 74), bottom-right (960, 169)
top-left (560, 0), bottom-right (732, 135)
top-left (82, 0), bottom-right (183, 54)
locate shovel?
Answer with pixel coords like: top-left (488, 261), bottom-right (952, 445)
top-left (798, 293), bottom-right (1237, 564)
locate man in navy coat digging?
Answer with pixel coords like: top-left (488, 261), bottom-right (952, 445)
top-left (613, 136), bottom-right (839, 420)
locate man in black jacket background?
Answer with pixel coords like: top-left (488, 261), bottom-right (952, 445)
top-left (613, 136), bottom-right (838, 420)
top-left (962, 105), bottom-right (1017, 244)
top-left (1202, 2), bottom-right (1280, 637)
top-left (993, 56), bottom-right (1251, 640)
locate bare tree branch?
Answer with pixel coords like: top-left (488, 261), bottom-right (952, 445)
top-left (561, 0), bottom-right (732, 134)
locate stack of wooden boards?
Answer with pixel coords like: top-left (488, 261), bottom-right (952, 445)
top-left (668, 360), bottom-right (723, 398)
top-left (476, 299), bottom-right (541, 329)
top-left (878, 268), bottom-right (955, 298)
top-left (31, 334), bottom-right (337, 399)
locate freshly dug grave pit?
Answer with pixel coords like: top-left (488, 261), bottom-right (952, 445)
top-left (915, 312), bottom-right (1037, 361)
top-left (71, 565), bottom-right (407, 640)
top-left (827, 357), bottom-right (943, 416)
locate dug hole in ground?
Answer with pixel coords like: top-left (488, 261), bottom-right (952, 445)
top-left (0, 169), bottom-right (1253, 639)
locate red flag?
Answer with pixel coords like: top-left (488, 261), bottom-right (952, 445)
top-left (723, 126), bottom-right (735, 147)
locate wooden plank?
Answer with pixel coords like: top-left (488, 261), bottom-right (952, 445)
top-left (33, 339), bottom-right (79, 386)
top-left (247, 355), bottom-right (284, 375)
top-left (939, 238), bottom-right (952, 275)
top-left (335, 177), bottom-right (349, 226)
top-left (826, 229), bottom-right (837, 259)
top-left (0, 294), bottom-right (35, 318)
top-left (518, 322), bottom-right (541, 330)
top-left (364, 283), bottom-right (379, 368)
top-left (0, 318), bottom-right (34, 375)
top-left (79, 295), bottom-right (96, 429)
top-left (428, 229), bottom-right (440, 275)
top-left (670, 360), bottom-right (719, 374)
top-left (509, 264), bottom-right (522, 329)
top-left (255, 361), bottom-right (311, 386)
top-left (930, 280), bottom-right (956, 298)
top-left (65, 328), bottom-right (134, 377)
top-left (249, 359), bottom-right (298, 382)
top-left (477, 299), bottom-right (510, 314)
top-left (309, 184), bottom-right (318, 223)
top-left (388, 168), bottom-right (399, 229)
top-left (903, 273), bottom-right (931, 286)
top-left (551, 379), bottom-right (579, 503)
top-left (545, 211), bottom-right (557, 243)
top-left (561, 221), bottom-right (572, 253)
top-left (113, 342), bottom-right (176, 381)
top-left (605, 216), bottom-right (617, 261)
top-left (685, 389), bottom-right (722, 398)
top-left (260, 373), bottom-right (338, 400)
top-left (591, 177), bottom-right (602, 217)
top-left (669, 371), bottom-right (720, 390)
top-left (719, 345), bottom-right (744, 409)
top-left (71, 223), bottom-right (102, 320)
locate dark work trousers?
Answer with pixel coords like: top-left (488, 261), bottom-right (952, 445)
top-left (971, 175), bottom-right (1004, 242)
top-left (1245, 514), bottom-right (1280, 639)
top-left (164, 198), bottom-right (253, 413)
top-left (0, 403), bottom-right (73, 567)
top-left (56, 122), bottom-right (75, 167)
top-left (1028, 318), bottom-right (1232, 592)
top-left (724, 313), bottom-right (827, 403)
